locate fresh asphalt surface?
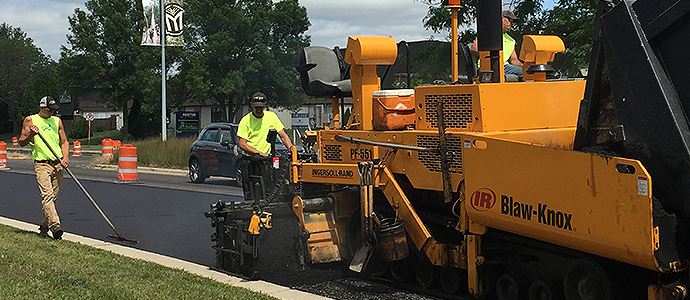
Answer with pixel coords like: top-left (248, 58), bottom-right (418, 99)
top-left (0, 155), bottom-right (232, 267)
top-left (0, 152), bottom-right (443, 300)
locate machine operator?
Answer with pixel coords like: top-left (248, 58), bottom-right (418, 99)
top-left (237, 92), bottom-right (294, 200)
top-left (470, 10), bottom-right (524, 79)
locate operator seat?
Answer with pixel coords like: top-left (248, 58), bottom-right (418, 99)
top-left (459, 43), bottom-right (478, 83)
top-left (297, 46), bottom-right (352, 98)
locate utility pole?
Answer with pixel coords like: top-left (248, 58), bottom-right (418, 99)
top-left (161, 0), bottom-right (167, 141)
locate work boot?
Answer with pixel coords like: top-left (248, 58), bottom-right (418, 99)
top-left (38, 227), bottom-right (50, 239)
top-left (52, 226), bottom-right (63, 240)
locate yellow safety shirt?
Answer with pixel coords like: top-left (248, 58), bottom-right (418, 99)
top-left (30, 114), bottom-right (62, 161)
top-left (237, 111), bottom-right (284, 156)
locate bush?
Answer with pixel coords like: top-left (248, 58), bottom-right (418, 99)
top-left (68, 119), bottom-right (89, 139)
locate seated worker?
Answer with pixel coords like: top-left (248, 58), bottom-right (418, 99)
top-left (470, 10), bottom-right (524, 79)
top-left (237, 92), bottom-right (294, 200)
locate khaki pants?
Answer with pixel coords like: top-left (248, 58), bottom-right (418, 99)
top-left (34, 161), bottom-right (63, 231)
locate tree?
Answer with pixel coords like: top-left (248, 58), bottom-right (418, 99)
top-left (0, 23), bottom-right (52, 136)
top-left (418, 0), bottom-right (596, 77)
top-left (538, 0), bottom-right (597, 76)
top-left (62, 0), bottom-right (161, 138)
top-left (169, 0), bottom-right (310, 122)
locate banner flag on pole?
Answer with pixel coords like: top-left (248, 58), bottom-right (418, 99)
top-left (141, 0), bottom-right (161, 46)
top-left (165, 0), bottom-right (184, 46)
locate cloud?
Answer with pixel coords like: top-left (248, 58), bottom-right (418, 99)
top-left (0, 0), bottom-right (85, 60)
top-left (301, 0), bottom-right (445, 47)
top-left (1, 0), bottom-right (448, 60)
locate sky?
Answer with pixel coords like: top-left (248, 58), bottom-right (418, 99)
top-left (0, 0), bottom-right (556, 61)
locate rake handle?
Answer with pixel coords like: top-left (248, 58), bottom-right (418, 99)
top-left (35, 131), bottom-right (127, 241)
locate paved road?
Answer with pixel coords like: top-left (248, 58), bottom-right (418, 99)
top-left (0, 163), bottom-right (234, 266)
top-left (0, 154), bottom-right (443, 300)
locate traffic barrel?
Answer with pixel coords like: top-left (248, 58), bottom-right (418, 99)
top-left (112, 140), bottom-right (121, 152)
top-left (73, 141), bottom-right (82, 157)
top-left (12, 136), bottom-right (18, 147)
top-left (0, 141), bottom-right (7, 169)
top-left (117, 144), bottom-right (138, 181)
top-left (101, 138), bottom-right (113, 158)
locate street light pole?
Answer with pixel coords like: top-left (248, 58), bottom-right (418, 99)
top-left (161, 0), bottom-right (167, 141)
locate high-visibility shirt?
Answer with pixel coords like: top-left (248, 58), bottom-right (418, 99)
top-left (237, 111), bottom-right (285, 156)
top-left (30, 114), bottom-right (62, 161)
top-left (502, 33), bottom-right (516, 65)
top-left (477, 33), bottom-right (517, 68)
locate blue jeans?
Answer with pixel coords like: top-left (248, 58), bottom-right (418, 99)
top-left (504, 64), bottom-right (523, 77)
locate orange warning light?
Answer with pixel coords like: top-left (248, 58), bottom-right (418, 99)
top-left (448, 0), bottom-right (462, 8)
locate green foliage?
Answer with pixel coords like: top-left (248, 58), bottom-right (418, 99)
top-left (62, 0), bottom-right (161, 139)
top-left (169, 0), bottom-right (311, 121)
top-left (0, 224), bottom-right (278, 300)
top-left (539, 0), bottom-right (597, 76)
top-left (419, 0), bottom-right (597, 77)
top-left (68, 119), bottom-right (89, 139)
top-left (0, 23), bottom-right (53, 136)
top-left (411, 41), bottom-right (453, 85)
top-left (73, 130), bottom-right (122, 150)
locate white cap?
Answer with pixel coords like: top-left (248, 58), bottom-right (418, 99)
top-left (39, 96), bottom-right (59, 111)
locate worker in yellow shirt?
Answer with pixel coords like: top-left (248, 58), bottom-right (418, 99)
top-left (237, 92), bottom-right (293, 200)
top-left (470, 10), bottom-right (524, 79)
top-left (18, 96), bottom-right (69, 240)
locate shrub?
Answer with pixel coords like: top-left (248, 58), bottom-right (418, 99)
top-left (68, 119), bottom-right (89, 139)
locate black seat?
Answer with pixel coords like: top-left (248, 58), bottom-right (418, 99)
top-left (458, 43), bottom-right (478, 83)
top-left (297, 46), bottom-right (352, 98)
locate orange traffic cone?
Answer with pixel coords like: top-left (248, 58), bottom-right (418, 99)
top-left (117, 144), bottom-right (138, 181)
top-left (0, 141), bottom-right (8, 169)
top-left (12, 136), bottom-right (19, 147)
top-left (73, 141), bottom-right (82, 157)
top-left (101, 138), bottom-right (113, 158)
top-left (112, 139), bottom-right (121, 153)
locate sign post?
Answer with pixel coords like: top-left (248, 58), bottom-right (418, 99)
top-left (85, 113), bottom-right (95, 145)
top-left (291, 112), bottom-right (309, 145)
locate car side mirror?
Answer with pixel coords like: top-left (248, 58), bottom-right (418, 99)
top-left (220, 141), bottom-right (230, 147)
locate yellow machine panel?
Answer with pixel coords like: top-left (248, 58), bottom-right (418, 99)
top-left (316, 129), bottom-right (467, 192)
top-left (462, 134), bottom-right (660, 271)
top-left (414, 81), bottom-right (585, 132)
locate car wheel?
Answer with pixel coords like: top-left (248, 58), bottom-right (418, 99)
top-left (234, 161), bottom-right (243, 187)
top-left (189, 158), bottom-right (206, 183)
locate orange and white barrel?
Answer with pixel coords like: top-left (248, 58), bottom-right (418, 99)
top-left (101, 138), bottom-right (113, 158)
top-left (117, 144), bottom-right (138, 181)
top-left (12, 136), bottom-right (19, 147)
top-left (73, 141), bottom-right (82, 157)
top-left (112, 140), bottom-right (121, 152)
top-left (0, 141), bottom-right (7, 169)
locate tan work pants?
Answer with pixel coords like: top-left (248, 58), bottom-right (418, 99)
top-left (34, 161), bottom-right (63, 231)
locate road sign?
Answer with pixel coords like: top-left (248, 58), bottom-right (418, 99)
top-left (85, 113), bottom-right (95, 121)
top-left (291, 112), bottom-right (309, 130)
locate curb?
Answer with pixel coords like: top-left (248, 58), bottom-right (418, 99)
top-left (92, 164), bottom-right (188, 177)
top-left (8, 148), bottom-right (188, 177)
top-left (8, 147), bottom-right (101, 156)
top-left (0, 216), bottom-right (332, 300)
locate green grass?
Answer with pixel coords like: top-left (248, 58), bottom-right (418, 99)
top-left (0, 224), bottom-right (278, 300)
top-left (74, 130), bottom-right (122, 151)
